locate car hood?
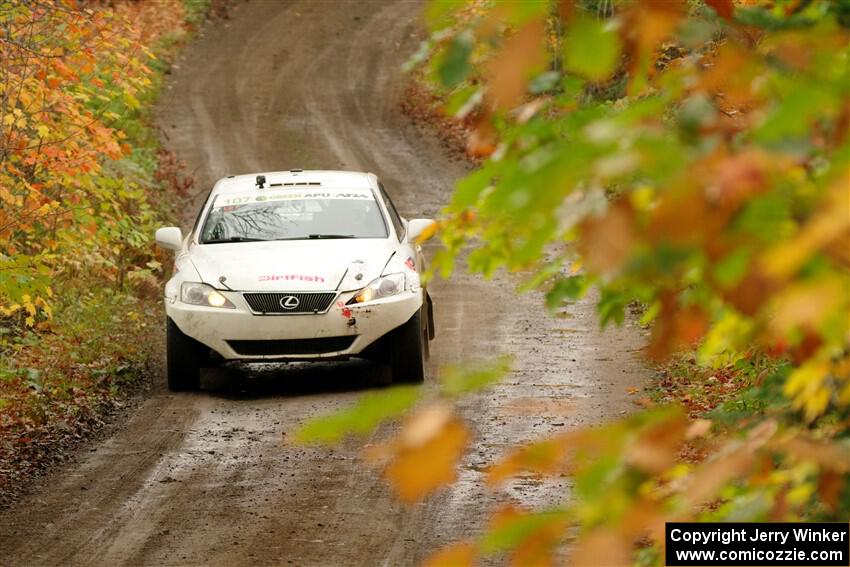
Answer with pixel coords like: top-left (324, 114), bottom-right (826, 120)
top-left (188, 239), bottom-right (397, 292)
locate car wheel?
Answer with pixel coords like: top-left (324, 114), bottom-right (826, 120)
top-left (390, 308), bottom-right (427, 384)
top-left (166, 318), bottom-right (203, 391)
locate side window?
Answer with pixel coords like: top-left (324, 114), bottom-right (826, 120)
top-left (378, 182), bottom-right (405, 241)
top-left (191, 190), bottom-right (214, 239)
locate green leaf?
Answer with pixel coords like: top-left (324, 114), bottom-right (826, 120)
top-left (528, 71), bottom-right (560, 94)
top-left (424, 0), bottom-right (461, 31)
top-left (714, 247), bottom-right (751, 288)
top-left (437, 30), bottom-right (474, 87)
top-left (295, 385), bottom-right (421, 444)
top-left (480, 508), bottom-right (569, 554)
top-left (499, 0), bottom-right (549, 27)
top-left (546, 276), bottom-right (588, 309)
top-left (597, 287), bottom-right (627, 327)
top-left (445, 84), bottom-right (482, 118)
top-left (451, 165), bottom-right (497, 209)
top-left (440, 357), bottom-right (511, 397)
top-left (562, 16), bottom-right (622, 82)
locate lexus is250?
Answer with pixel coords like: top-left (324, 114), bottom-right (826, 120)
top-left (155, 170), bottom-right (436, 391)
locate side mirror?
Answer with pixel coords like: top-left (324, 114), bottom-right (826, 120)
top-left (407, 219), bottom-right (437, 243)
top-left (155, 226), bottom-right (183, 251)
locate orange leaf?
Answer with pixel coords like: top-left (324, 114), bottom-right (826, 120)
top-left (622, 0), bottom-right (684, 94)
top-left (685, 418), bottom-right (713, 440)
top-left (817, 471), bottom-right (844, 512)
top-left (681, 420), bottom-right (776, 508)
top-left (377, 404), bottom-right (471, 503)
top-left (705, 0), bottom-right (734, 21)
top-left (578, 199), bottom-right (636, 275)
top-left (487, 432), bottom-right (580, 488)
top-left (647, 292), bottom-right (709, 361)
top-left (467, 118), bottom-right (497, 159)
top-left (625, 411), bottom-right (687, 474)
top-left (700, 43), bottom-right (761, 107)
top-left (569, 528), bottom-right (630, 567)
top-left (775, 436), bottom-right (850, 474)
top-left (484, 18), bottom-right (547, 111)
top-left (423, 541), bottom-right (476, 567)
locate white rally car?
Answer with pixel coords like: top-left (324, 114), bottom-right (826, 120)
top-left (154, 170), bottom-right (436, 391)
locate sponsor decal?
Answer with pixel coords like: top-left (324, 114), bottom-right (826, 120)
top-left (216, 191), bottom-right (372, 208)
top-left (258, 274), bottom-right (325, 282)
top-left (404, 256), bottom-right (416, 271)
top-left (337, 300), bottom-right (352, 319)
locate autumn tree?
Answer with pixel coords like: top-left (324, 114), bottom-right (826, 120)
top-left (1, 0), bottom-right (197, 494)
top-left (300, 1), bottom-right (850, 565)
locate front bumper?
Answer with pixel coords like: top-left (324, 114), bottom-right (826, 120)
top-left (165, 288), bottom-right (422, 361)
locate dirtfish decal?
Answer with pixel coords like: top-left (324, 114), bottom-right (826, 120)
top-left (258, 274), bottom-right (326, 282)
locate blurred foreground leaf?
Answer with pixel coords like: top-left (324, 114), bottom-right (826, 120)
top-left (440, 356), bottom-right (512, 397)
top-left (295, 385), bottom-right (421, 444)
top-left (368, 403), bottom-right (470, 502)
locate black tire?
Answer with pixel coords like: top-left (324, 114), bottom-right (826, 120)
top-left (166, 318), bottom-right (203, 391)
top-left (390, 309), bottom-right (427, 384)
top-left (426, 292), bottom-right (436, 341)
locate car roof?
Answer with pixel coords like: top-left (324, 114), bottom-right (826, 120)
top-left (211, 170), bottom-right (378, 195)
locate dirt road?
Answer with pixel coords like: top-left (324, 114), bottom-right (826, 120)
top-left (0, 1), bottom-right (649, 565)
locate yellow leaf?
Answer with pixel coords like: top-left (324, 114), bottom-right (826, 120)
top-left (784, 359), bottom-right (830, 421)
top-left (769, 276), bottom-right (846, 338)
top-left (1, 304), bottom-right (21, 316)
top-left (762, 175), bottom-right (850, 280)
top-left (0, 186), bottom-right (15, 204)
top-left (569, 258), bottom-right (583, 274)
top-left (415, 220), bottom-right (439, 244)
top-left (36, 124), bottom-right (49, 138)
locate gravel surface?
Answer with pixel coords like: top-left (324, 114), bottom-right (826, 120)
top-left (0, 1), bottom-right (650, 565)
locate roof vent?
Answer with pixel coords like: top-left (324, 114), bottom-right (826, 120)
top-left (290, 168), bottom-right (303, 173)
top-left (256, 175), bottom-right (266, 189)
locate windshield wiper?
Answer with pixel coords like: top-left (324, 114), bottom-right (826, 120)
top-left (308, 234), bottom-right (356, 239)
top-left (204, 236), bottom-right (268, 244)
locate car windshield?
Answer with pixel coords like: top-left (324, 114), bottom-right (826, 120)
top-left (200, 189), bottom-right (388, 243)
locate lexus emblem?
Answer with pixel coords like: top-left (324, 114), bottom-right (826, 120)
top-left (280, 295), bottom-right (300, 310)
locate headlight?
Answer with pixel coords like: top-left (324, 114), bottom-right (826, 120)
top-left (180, 282), bottom-right (235, 308)
top-left (348, 273), bottom-right (405, 304)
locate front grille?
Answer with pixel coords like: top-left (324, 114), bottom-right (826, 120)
top-left (243, 292), bottom-right (337, 314)
top-left (227, 336), bottom-right (356, 356)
